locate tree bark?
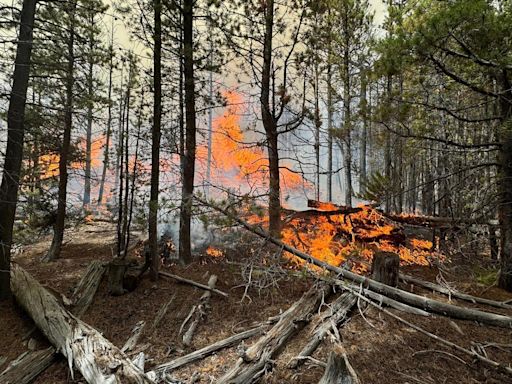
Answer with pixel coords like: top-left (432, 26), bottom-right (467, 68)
top-left (371, 251), bottom-right (400, 287)
top-left (46, 1), bottom-right (77, 261)
top-left (217, 284), bottom-right (330, 383)
top-left (179, 0), bottom-right (196, 264)
top-left (149, 0), bottom-right (162, 280)
top-left (260, 0), bottom-right (281, 237)
top-left (10, 264), bottom-right (154, 383)
top-left (319, 348), bottom-right (359, 384)
top-left (0, 0), bottom-right (36, 299)
top-left (289, 292), bottom-right (356, 369)
top-left (498, 82), bottom-right (512, 291)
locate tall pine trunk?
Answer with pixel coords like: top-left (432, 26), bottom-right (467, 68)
top-left (498, 84), bottom-right (512, 291)
top-left (0, 0), bottom-right (37, 299)
top-left (83, 14), bottom-right (94, 207)
top-left (179, 0), bottom-right (196, 264)
top-left (149, 0), bottom-right (162, 280)
top-left (261, 0), bottom-right (281, 236)
top-left (46, 1), bottom-right (76, 261)
top-left (97, 41), bottom-right (114, 205)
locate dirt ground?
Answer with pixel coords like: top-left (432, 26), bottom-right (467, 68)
top-left (1, 221), bottom-right (512, 383)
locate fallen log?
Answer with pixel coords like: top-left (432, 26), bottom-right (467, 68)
top-left (340, 281), bottom-right (512, 376)
top-left (182, 275), bottom-right (217, 347)
top-left (289, 292), bottom-right (356, 369)
top-left (122, 321), bottom-right (146, 353)
top-left (319, 347), bottom-right (360, 384)
top-left (197, 197), bottom-right (512, 328)
top-left (217, 284), bottom-right (331, 384)
top-left (0, 348), bottom-right (54, 384)
top-left (150, 326), bottom-right (266, 379)
top-left (0, 260), bottom-right (107, 384)
top-left (152, 294), bottom-right (176, 331)
top-left (159, 271), bottom-right (228, 298)
top-left (10, 264), bottom-right (154, 383)
top-left (70, 260), bottom-right (106, 317)
top-left (400, 274), bottom-right (512, 310)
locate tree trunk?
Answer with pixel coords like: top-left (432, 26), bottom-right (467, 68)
top-left (359, 69), bottom-right (368, 195)
top-left (498, 86), bottom-right (512, 291)
top-left (261, 0), bottom-right (281, 237)
top-left (371, 251), bottom-right (400, 287)
top-left (97, 37), bottom-right (114, 205)
top-left (45, 1), bottom-right (76, 261)
top-left (342, 41), bottom-right (352, 207)
top-left (314, 61), bottom-right (321, 201)
top-left (319, 348), bottom-right (359, 384)
top-left (83, 15), bottom-right (94, 208)
top-left (0, 0), bottom-right (36, 299)
top-left (149, 0), bottom-right (162, 280)
top-left (179, 0), bottom-right (196, 264)
top-left (10, 265), bottom-right (154, 383)
top-left (327, 62), bottom-right (333, 202)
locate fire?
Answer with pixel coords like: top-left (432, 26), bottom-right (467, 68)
top-left (37, 135), bottom-right (107, 179)
top-left (248, 204), bottom-right (443, 273)
top-left (197, 90), bottom-right (305, 192)
top-left (206, 246), bottom-right (224, 258)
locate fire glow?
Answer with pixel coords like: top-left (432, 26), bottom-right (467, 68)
top-left (248, 204), bottom-right (442, 274)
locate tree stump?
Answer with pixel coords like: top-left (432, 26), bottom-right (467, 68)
top-left (371, 251), bottom-right (399, 287)
top-left (108, 258), bottom-right (128, 296)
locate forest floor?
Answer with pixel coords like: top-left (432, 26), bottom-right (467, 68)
top-left (1, 220), bottom-right (512, 383)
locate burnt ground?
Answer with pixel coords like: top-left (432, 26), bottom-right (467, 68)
top-left (1, 221), bottom-right (512, 383)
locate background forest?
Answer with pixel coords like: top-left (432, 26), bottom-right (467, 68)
top-left (1, 1), bottom-right (512, 382)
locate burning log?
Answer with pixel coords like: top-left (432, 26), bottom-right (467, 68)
top-left (289, 292), bottom-right (356, 369)
top-left (371, 251), bottom-right (400, 287)
top-left (0, 260), bottom-right (107, 384)
top-left (217, 284), bottom-right (331, 384)
top-left (10, 264), bottom-right (154, 383)
top-left (181, 274), bottom-right (217, 347)
top-left (197, 196), bottom-right (512, 328)
top-left (159, 271), bottom-right (228, 298)
top-left (319, 346), bottom-right (360, 384)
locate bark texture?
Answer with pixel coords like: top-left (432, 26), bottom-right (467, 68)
top-left (0, 0), bottom-right (37, 299)
top-left (10, 264), bottom-right (153, 383)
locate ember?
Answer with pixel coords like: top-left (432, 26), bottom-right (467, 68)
top-left (206, 246), bottom-right (224, 258)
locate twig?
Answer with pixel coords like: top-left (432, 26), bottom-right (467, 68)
top-left (159, 271), bottom-right (228, 298)
top-left (412, 349), bottom-right (468, 366)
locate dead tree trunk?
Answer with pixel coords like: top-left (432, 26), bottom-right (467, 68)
top-left (10, 264), bottom-right (153, 383)
top-left (0, 261), bottom-right (107, 384)
top-left (371, 251), bottom-right (400, 287)
top-left (289, 292), bottom-right (356, 369)
top-left (182, 274), bottom-right (217, 346)
top-left (217, 284), bottom-right (330, 384)
top-left (319, 348), bottom-right (359, 384)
